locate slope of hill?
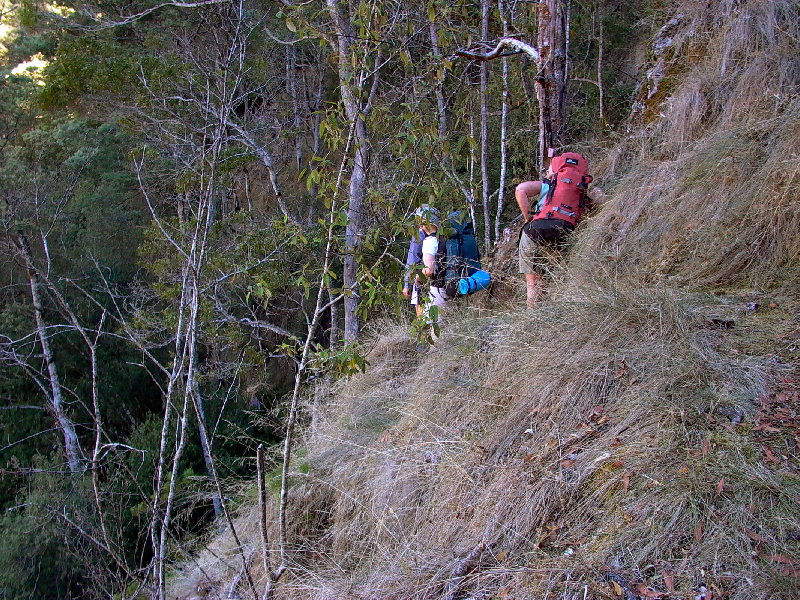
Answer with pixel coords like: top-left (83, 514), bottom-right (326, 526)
top-left (171, 1), bottom-right (799, 598)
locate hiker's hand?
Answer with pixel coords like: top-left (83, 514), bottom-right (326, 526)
top-left (422, 267), bottom-right (433, 277)
top-left (402, 287), bottom-right (411, 298)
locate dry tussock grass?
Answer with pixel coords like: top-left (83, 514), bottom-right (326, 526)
top-left (578, 100), bottom-right (800, 291)
top-left (271, 281), bottom-right (794, 600)
top-left (584, 0), bottom-right (799, 294)
top-left (636, 0), bottom-right (799, 156)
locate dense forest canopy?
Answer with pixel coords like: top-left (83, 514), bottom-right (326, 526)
top-left (2, 0), bottom-right (796, 598)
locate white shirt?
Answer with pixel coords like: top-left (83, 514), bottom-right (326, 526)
top-left (421, 235), bottom-right (438, 271)
top-left (421, 235), bottom-right (438, 256)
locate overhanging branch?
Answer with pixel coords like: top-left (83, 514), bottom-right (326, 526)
top-left (454, 37), bottom-right (540, 62)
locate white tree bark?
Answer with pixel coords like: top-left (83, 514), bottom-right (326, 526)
top-left (14, 231), bottom-right (82, 473)
top-left (429, 18), bottom-right (448, 140)
top-left (480, 0), bottom-right (492, 248)
top-left (496, 0), bottom-right (511, 242)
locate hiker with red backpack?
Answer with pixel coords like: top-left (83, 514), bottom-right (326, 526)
top-left (516, 152), bottom-right (593, 308)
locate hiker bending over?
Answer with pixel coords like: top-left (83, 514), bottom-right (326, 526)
top-left (414, 205), bottom-right (452, 320)
top-left (517, 152), bottom-right (593, 308)
top-left (403, 205), bottom-right (484, 337)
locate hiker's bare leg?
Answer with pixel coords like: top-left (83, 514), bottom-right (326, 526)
top-left (427, 286), bottom-right (449, 342)
top-left (518, 225), bottom-right (546, 309)
top-left (526, 273), bottom-right (545, 308)
top-left (409, 279), bottom-right (425, 317)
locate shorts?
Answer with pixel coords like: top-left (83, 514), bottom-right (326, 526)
top-left (428, 285), bottom-right (452, 308)
top-left (518, 219), bottom-right (574, 275)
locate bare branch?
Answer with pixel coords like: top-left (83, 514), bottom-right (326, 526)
top-left (454, 37), bottom-right (540, 62)
top-left (215, 316), bottom-right (297, 340)
top-left (443, 541), bottom-right (488, 600)
top-left (89, 0), bottom-right (231, 30)
top-left (571, 77), bottom-right (601, 88)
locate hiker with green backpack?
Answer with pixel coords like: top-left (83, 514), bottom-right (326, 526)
top-left (402, 205), bottom-right (490, 332)
top-left (516, 152), bottom-right (594, 308)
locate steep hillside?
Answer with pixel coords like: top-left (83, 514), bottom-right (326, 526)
top-left (172, 2), bottom-right (799, 599)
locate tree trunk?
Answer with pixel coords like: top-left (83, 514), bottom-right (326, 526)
top-left (328, 287), bottom-right (340, 350)
top-left (15, 231), bottom-right (82, 473)
top-left (468, 112), bottom-right (478, 229)
top-left (597, 7), bottom-right (606, 125)
top-left (536, 0), bottom-right (567, 171)
top-left (326, 0), bottom-right (372, 343)
top-left (429, 18), bottom-right (448, 140)
top-left (496, 0), bottom-right (510, 242)
top-left (286, 45), bottom-right (303, 174)
top-left (191, 377), bottom-right (222, 516)
top-left (480, 0), bottom-right (491, 248)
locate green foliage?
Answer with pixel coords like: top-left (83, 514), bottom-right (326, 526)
top-left (17, 0), bottom-right (40, 29)
top-left (0, 460), bottom-right (91, 600)
top-left (0, 116), bottom-right (142, 280)
top-left (410, 304), bottom-right (440, 346)
top-left (564, 1), bottom-right (640, 137)
top-left (309, 343), bottom-right (369, 377)
top-left (40, 35), bottom-right (143, 109)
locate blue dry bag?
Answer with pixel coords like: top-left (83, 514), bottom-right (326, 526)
top-left (458, 270), bottom-right (491, 295)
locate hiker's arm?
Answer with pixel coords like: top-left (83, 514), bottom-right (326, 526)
top-left (403, 234), bottom-right (423, 295)
top-left (422, 251), bottom-right (436, 277)
top-left (516, 181), bottom-right (543, 222)
top-left (586, 186), bottom-right (607, 210)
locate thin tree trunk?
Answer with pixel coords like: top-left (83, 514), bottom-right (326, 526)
top-left (343, 139), bottom-right (367, 343)
top-left (275, 108), bottom-right (357, 583)
top-left (468, 112), bottom-right (478, 228)
top-left (536, 0), bottom-right (567, 171)
top-left (326, 0), bottom-right (372, 343)
top-left (305, 63), bottom-right (325, 226)
top-left (286, 45), bottom-right (303, 174)
top-left (328, 287), bottom-right (340, 350)
top-left (429, 18), bottom-right (448, 140)
top-left (15, 231), bottom-right (82, 473)
top-left (480, 0), bottom-right (491, 248)
top-left (192, 378), bottom-right (222, 516)
top-left (257, 444), bottom-right (280, 600)
top-left (244, 168), bottom-right (253, 212)
top-left (155, 390), bottom-right (191, 600)
top-left (496, 0), bottom-right (510, 242)
top-left (597, 8), bottom-right (605, 125)
top-left (565, 0), bottom-right (572, 88)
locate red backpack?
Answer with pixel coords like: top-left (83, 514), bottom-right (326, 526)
top-left (533, 152), bottom-right (593, 227)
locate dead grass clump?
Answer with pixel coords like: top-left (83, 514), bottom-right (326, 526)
top-left (574, 98), bottom-right (800, 292)
top-left (174, 281), bottom-right (796, 600)
top-left (262, 275), bottom-right (795, 600)
top-left (625, 0), bottom-right (798, 163)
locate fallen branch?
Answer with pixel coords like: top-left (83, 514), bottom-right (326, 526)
top-left (443, 541), bottom-right (487, 600)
